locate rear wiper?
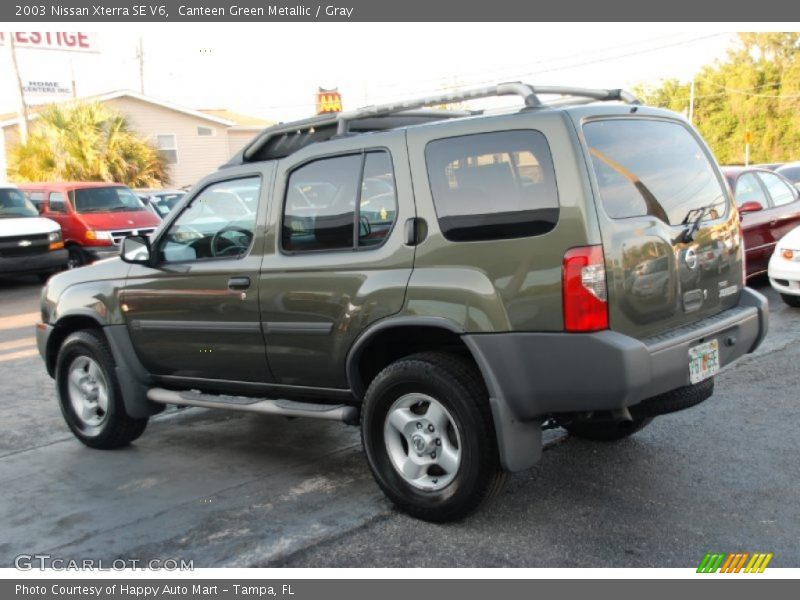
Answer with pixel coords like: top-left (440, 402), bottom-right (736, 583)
top-left (678, 200), bottom-right (720, 243)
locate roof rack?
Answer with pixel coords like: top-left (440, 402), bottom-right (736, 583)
top-left (235, 82), bottom-right (640, 164)
top-left (335, 83), bottom-right (639, 135)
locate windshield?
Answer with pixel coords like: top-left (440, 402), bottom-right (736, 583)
top-left (0, 188), bottom-right (39, 218)
top-left (70, 186), bottom-right (145, 213)
top-left (584, 119), bottom-right (727, 226)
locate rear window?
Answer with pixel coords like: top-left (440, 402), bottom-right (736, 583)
top-left (70, 186), bottom-right (145, 214)
top-left (425, 130), bottom-right (559, 242)
top-left (583, 119), bottom-right (727, 226)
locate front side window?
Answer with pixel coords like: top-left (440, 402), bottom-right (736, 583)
top-left (282, 151), bottom-right (397, 252)
top-left (48, 191), bottom-right (67, 213)
top-left (0, 188), bottom-right (38, 218)
top-left (160, 177), bottom-right (259, 263)
top-left (759, 172), bottom-right (797, 207)
top-left (584, 119), bottom-right (727, 225)
top-left (71, 187), bottom-right (145, 213)
top-left (425, 130), bottom-right (559, 242)
top-left (735, 173), bottom-right (769, 208)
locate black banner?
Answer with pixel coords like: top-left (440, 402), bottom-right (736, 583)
top-left (4, 579), bottom-right (800, 600)
top-left (3, 0), bottom-right (799, 22)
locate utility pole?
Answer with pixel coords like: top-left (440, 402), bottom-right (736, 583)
top-left (688, 78), bottom-right (695, 124)
top-left (136, 37), bottom-right (145, 94)
top-left (8, 32), bottom-right (29, 144)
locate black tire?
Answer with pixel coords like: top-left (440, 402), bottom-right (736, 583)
top-left (67, 246), bottom-right (88, 269)
top-left (37, 272), bottom-right (53, 283)
top-left (55, 329), bottom-right (148, 449)
top-left (781, 293), bottom-right (800, 308)
top-left (561, 415), bottom-right (654, 442)
top-left (361, 352), bottom-right (507, 522)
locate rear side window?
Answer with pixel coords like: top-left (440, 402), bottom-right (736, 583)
top-left (25, 191), bottom-right (44, 212)
top-left (584, 119), bottom-right (727, 226)
top-left (759, 172), bottom-right (797, 207)
top-left (425, 130), bottom-right (559, 242)
top-left (282, 151), bottom-right (397, 252)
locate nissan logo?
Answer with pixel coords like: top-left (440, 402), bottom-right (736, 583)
top-left (684, 247), bottom-right (698, 270)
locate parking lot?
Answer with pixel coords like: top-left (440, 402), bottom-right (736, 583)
top-left (0, 274), bottom-right (798, 568)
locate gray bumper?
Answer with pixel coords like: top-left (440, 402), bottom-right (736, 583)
top-left (465, 288), bottom-right (767, 472)
top-left (466, 287), bottom-right (768, 421)
top-left (0, 249), bottom-right (68, 274)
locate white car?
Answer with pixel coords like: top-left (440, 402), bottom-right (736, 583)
top-left (768, 224), bottom-right (800, 307)
top-left (0, 185), bottom-right (68, 280)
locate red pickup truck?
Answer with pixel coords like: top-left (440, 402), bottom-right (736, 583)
top-left (19, 182), bottom-right (160, 268)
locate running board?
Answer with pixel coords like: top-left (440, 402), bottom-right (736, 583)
top-left (147, 387), bottom-right (359, 424)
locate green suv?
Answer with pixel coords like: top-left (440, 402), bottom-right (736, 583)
top-left (37, 83), bottom-right (768, 522)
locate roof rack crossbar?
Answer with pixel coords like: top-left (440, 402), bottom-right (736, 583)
top-left (336, 82), bottom-right (541, 135)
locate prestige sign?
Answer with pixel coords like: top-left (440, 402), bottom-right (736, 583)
top-left (0, 32), bottom-right (96, 52)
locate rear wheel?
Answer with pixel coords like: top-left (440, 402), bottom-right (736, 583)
top-left (55, 330), bottom-right (148, 448)
top-left (781, 293), bottom-right (800, 308)
top-left (561, 415), bottom-right (653, 442)
top-left (361, 352), bottom-right (507, 522)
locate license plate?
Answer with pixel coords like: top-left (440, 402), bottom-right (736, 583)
top-left (689, 339), bottom-right (720, 384)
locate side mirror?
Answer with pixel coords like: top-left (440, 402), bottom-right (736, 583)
top-left (738, 201), bottom-right (764, 215)
top-left (121, 235), bottom-right (151, 264)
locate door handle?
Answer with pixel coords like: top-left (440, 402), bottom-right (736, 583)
top-left (227, 276), bottom-right (251, 291)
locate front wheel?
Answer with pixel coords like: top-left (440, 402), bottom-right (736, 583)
top-left (55, 330), bottom-right (148, 449)
top-left (781, 293), bottom-right (800, 308)
top-left (361, 352), bottom-right (507, 522)
top-left (67, 246), bottom-right (88, 269)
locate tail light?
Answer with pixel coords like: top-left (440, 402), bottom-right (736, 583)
top-left (562, 245), bottom-right (608, 332)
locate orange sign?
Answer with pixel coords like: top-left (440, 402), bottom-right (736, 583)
top-left (316, 88), bottom-right (343, 114)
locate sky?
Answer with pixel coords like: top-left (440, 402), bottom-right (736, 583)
top-left (0, 24), bottom-right (745, 123)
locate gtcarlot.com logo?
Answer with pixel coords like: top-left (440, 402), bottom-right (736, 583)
top-left (697, 552), bottom-right (773, 573)
top-left (14, 554), bottom-right (193, 571)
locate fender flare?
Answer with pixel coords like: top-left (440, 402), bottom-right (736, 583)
top-left (346, 315), bottom-right (542, 472)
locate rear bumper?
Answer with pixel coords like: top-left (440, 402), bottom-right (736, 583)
top-left (465, 287), bottom-right (768, 421)
top-left (0, 249), bottom-right (68, 275)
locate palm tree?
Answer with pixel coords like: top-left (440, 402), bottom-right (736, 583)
top-left (8, 101), bottom-right (170, 187)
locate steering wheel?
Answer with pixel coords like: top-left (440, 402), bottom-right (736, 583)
top-left (210, 226), bottom-right (253, 258)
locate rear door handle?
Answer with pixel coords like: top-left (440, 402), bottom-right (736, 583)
top-left (227, 276), bottom-right (251, 291)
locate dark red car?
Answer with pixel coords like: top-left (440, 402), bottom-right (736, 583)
top-left (721, 166), bottom-right (800, 278)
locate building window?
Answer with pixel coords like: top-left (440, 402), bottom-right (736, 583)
top-left (197, 126), bottom-right (215, 136)
top-left (156, 134), bottom-right (178, 164)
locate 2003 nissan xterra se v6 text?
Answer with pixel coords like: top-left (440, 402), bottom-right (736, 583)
top-left (37, 83), bottom-right (768, 522)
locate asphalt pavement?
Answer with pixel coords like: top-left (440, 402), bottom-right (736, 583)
top-left (0, 274), bottom-right (798, 568)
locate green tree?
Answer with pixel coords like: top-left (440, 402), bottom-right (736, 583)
top-left (637, 33), bottom-right (800, 165)
top-left (9, 101), bottom-right (169, 186)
